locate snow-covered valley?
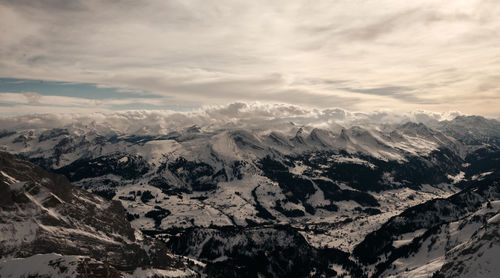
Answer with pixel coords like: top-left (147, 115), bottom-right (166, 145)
top-left (1, 108), bottom-right (499, 277)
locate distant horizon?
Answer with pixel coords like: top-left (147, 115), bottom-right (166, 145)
top-left (0, 89), bottom-right (499, 121)
top-left (2, 102), bottom-right (499, 137)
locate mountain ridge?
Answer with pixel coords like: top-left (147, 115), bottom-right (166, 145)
top-left (0, 151), bottom-right (202, 277)
top-left (0, 112), bottom-right (499, 277)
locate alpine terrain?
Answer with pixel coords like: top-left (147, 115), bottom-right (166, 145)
top-left (1, 107), bottom-right (499, 277)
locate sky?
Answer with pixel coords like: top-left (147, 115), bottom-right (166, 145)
top-left (0, 0), bottom-right (499, 116)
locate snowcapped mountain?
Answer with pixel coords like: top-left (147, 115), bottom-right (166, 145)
top-left (0, 152), bottom-right (202, 277)
top-left (437, 115), bottom-right (500, 145)
top-left (353, 173), bottom-right (500, 278)
top-left (0, 106), bottom-right (499, 277)
top-left (0, 120), bottom-right (466, 230)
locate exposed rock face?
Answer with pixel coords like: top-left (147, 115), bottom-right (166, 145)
top-left (353, 173), bottom-right (500, 278)
top-left (1, 114), bottom-right (499, 277)
top-left (0, 151), bottom-right (201, 277)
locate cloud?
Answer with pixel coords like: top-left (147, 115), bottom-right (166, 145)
top-left (0, 102), bottom-right (468, 136)
top-left (0, 92), bottom-right (175, 113)
top-left (337, 86), bottom-right (436, 104)
top-left (21, 92), bottom-right (42, 104)
top-left (0, 0), bottom-right (499, 116)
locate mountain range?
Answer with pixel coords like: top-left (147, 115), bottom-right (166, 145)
top-left (0, 111), bottom-right (499, 277)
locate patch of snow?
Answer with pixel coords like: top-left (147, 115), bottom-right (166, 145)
top-left (387, 257), bottom-right (445, 278)
top-left (329, 155), bottom-right (376, 169)
top-left (0, 170), bottom-right (19, 184)
top-left (289, 163), bottom-right (309, 175)
top-left (471, 171), bottom-right (493, 181)
top-left (118, 156), bottom-right (129, 163)
top-left (447, 171), bottom-right (465, 184)
top-left (125, 267), bottom-right (197, 278)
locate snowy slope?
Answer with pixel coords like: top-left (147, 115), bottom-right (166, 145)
top-left (0, 254), bottom-right (122, 278)
top-left (0, 110), bottom-right (499, 278)
top-left (0, 117), bottom-right (496, 244)
top-left (353, 174), bottom-right (500, 278)
top-left (0, 152), bottom-right (202, 277)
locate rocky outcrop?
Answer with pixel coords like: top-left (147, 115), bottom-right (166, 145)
top-left (0, 151), bottom-right (201, 277)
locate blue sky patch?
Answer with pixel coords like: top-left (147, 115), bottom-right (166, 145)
top-left (0, 78), bottom-right (160, 100)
